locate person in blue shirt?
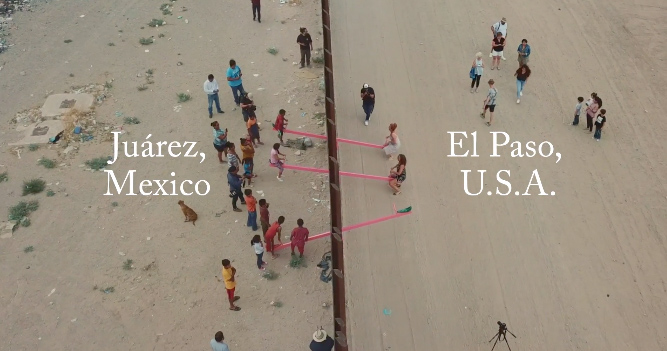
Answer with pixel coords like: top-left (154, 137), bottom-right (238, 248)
top-left (210, 331), bottom-right (230, 351)
top-left (226, 59), bottom-right (245, 107)
top-left (227, 166), bottom-right (246, 212)
top-left (517, 39), bottom-right (531, 68)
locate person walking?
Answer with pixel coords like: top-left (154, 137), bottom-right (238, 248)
top-left (210, 331), bottom-right (231, 351)
top-left (480, 79), bottom-right (498, 126)
top-left (210, 121), bottom-right (228, 163)
top-left (491, 32), bottom-right (506, 70)
top-left (381, 123), bottom-right (401, 159)
top-left (490, 17), bottom-right (508, 60)
top-left (514, 64), bottom-right (531, 104)
top-left (517, 39), bottom-right (531, 68)
top-left (310, 328), bottom-right (335, 351)
top-left (251, 0), bottom-right (261, 22)
top-left (297, 27), bottom-right (313, 68)
top-left (227, 166), bottom-right (246, 212)
top-left (360, 83), bottom-right (375, 126)
top-left (204, 74), bottom-right (225, 118)
top-left (226, 59), bottom-right (245, 107)
top-left (470, 52), bottom-right (484, 93)
top-left (388, 154), bottom-right (407, 195)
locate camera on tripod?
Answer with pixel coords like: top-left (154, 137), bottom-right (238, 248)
top-left (489, 320), bottom-right (516, 351)
top-left (497, 321), bottom-right (506, 329)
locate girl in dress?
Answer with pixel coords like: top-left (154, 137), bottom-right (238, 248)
top-left (388, 154), bottom-right (407, 195)
top-left (382, 123), bottom-right (401, 160)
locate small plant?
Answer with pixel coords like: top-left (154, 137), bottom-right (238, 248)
top-left (123, 259), bottom-right (134, 270)
top-left (289, 255), bottom-right (307, 268)
top-left (148, 19), bottom-right (165, 27)
top-left (158, 33), bottom-right (165, 38)
top-left (124, 116), bottom-right (141, 124)
top-left (139, 37), bottom-right (154, 46)
top-left (21, 217), bottom-right (31, 227)
top-left (262, 270), bottom-right (279, 280)
top-left (177, 93), bottom-right (191, 103)
top-left (69, 73), bottom-right (75, 77)
top-left (111, 202), bottom-right (119, 207)
top-left (85, 157), bottom-right (110, 170)
top-left (102, 286), bottom-right (115, 294)
top-left (28, 144), bottom-right (39, 151)
top-left (22, 179), bottom-right (46, 196)
top-left (108, 42), bottom-right (115, 46)
top-left (118, 30), bottom-right (123, 33)
top-left (160, 3), bottom-right (171, 13)
top-left (137, 85), bottom-right (148, 91)
top-left (271, 301), bottom-right (283, 308)
top-left (267, 47), bottom-right (278, 55)
top-left (312, 55), bottom-right (324, 64)
top-left (9, 200), bottom-right (39, 221)
top-left (104, 81), bottom-right (113, 89)
top-left (46, 190), bottom-right (55, 197)
top-left (0, 172), bottom-right (8, 183)
top-left (64, 39), bottom-right (73, 43)
top-left (38, 158), bottom-right (57, 169)
top-left (146, 69), bottom-right (154, 76)
top-left (24, 246), bottom-right (34, 253)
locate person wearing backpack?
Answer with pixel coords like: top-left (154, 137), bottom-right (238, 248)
top-left (489, 18), bottom-right (508, 60)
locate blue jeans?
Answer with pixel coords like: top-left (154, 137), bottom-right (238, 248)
top-left (362, 102), bottom-right (374, 121)
top-left (230, 84), bottom-right (245, 106)
top-left (594, 127), bottom-right (602, 140)
top-left (207, 93), bottom-right (222, 115)
top-left (256, 252), bottom-right (264, 269)
top-left (247, 210), bottom-right (258, 231)
top-left (516, 79), bottom-right (526, 99)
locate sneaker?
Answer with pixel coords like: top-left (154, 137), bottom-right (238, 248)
top-left (519, 92), bottom-right (523, 97)
top-left (517, 99), bottom-right (520, 104)
top-left (489, 53), bottom-right (493, 58)
top-left (502, 57), bottom-right (507, 61)
top-left (218, 110), bottom-right (225, 114)
top-left (277, 176), bottom-right (283, 182)
top-left (233, 208), bottom-right (242, 212)
top-left (364, 120), bottom-right (369, 126)
top-left (596, 139), bottom-right (600, 142)
top-left (209, 114), bottom-right (213, 118)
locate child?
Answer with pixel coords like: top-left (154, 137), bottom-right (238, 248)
top-left (219, 259), bottom-right (240, 311)
top-left (264, 216), bottom-right (285, 259)
top-left (240, 138), bottom-right (255, 187)
top-left (247, 114), bottom-right (263, 146)
top-left (251, 235), bottom-right (267, 271)
top-left (273, 109), bottom-right (289, 144)
top-left (290, 218), bottom-right (310, 258)
top-left (226, 142), bottom-right (240, 170)
top-left (270, 143), bottom-right (287, 181)
top-left (259, 199), bottom-right (270, 238)
top-left (572, 96), bottom-right (584, 126)
top-left (594, 109), bottom-right (606, 141)
top-left (585, 92), bottom-right (597, 107)
top-left (244, 189), bottom-right (258, 231)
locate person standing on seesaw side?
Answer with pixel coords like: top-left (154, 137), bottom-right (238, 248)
top-left (361, 83), bottom-right (375, 126)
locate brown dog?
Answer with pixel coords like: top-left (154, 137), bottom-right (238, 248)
top-left (177, 200), bottom-right (198, 226)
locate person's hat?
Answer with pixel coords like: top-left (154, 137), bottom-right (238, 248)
top-left (363, 83), bottom-right (369, 88)
top-left (501, 17), bottom-right (507, 22)
top-left (312, 329), bottom-right (327, 342)
top-left (228, 166), bottom-right (237, 173)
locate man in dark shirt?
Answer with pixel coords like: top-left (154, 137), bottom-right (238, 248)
top-left (360, 83), bottom-right (375, 126)
top-left (251, 0), bottom-right (261, 22)
top-left (310, 329), bottom-right (335, 351)
top-left (593, 108), bottom-right (606, 141)
top-left (297, 27), bottom-right (313, 68)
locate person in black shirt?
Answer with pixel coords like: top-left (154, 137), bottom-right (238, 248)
top-left (491, 32), bottom-right (506, 70)
top-left (310, 329), bottom-right (335, 351)
top-left (297, 27), bottom-right (313, 68)
top-left (360, 83), bottom-right (375, 126)
top-left (593, 108), bottom-right (606, 141)
top-left (240, 92), bottom-right (256, 122)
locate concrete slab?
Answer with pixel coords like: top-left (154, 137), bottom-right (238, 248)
top-left (40, 93), bottom-right (95, 117)
top-left (8, 120), bottom-right (63, 146)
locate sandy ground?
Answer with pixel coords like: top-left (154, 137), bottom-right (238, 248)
top-left (0, 0), bottom-right (335, 350)
top-left (330, 0), bottom-right (667, 350)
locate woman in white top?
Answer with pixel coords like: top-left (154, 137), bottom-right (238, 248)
top-left (382, 123), bottom-right (401, 159)
top-left (470, 52), bottom-right (484, 93)
top-left (251, 235), bottom-right (266, 270)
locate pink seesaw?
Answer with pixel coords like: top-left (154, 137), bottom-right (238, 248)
top-left (270, 162), bottom-right (392, 181)
top-left (273, 204), bottom-right (412, 251)
top-left (283, 129), bottom-right (384, 149)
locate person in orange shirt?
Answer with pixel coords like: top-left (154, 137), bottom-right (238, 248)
top-left (244, 189), bottom-right (258, 231)
top-left (219, 259), bottom-right (240, 311)
top-left (264, 216), bottom-right (285, 259)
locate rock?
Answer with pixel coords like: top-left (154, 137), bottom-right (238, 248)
top-left (63, 146), bottom-right (76, 155)
top-left (1, 221), bottom-right (17, 239)
top-left (303, 137), bottom-right (313, 147)
top-left (294, 150), bottom-right (302, 156)
top-left (19, 71), bottom-right (25, 76)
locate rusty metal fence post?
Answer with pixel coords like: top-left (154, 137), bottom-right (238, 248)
top-left (320, 0), bottom-right (348, 349)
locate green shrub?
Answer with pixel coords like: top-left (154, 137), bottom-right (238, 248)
top-left (38, 158), bottom-right (57, 169)
top-left (22, 179), bottom-right (45, 195)
top-left (85, 157), bottom-right (109, 170)
top-left (8, 200), bottom-right (39, 221)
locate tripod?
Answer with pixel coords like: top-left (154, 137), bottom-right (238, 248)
top-left (489, 321), bottom-right (516, 351)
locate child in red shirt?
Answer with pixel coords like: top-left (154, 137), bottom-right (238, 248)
top-left (273, 109), bottom-right (289, 144)
top-left (264, 216), bottom-right (285, 259)
top-left (290, 218), bottom-right (310, 258)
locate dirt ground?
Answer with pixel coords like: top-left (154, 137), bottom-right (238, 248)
top-left (331, 0), bottom-right (667, 350)
top-left (0, 0), bottom-right (334, 350)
